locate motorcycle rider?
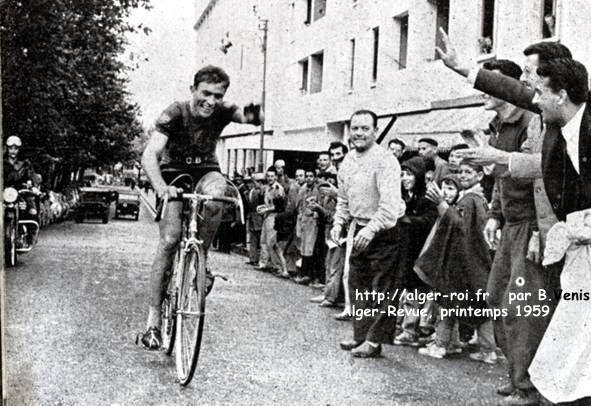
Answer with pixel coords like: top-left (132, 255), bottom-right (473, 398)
top-left (4, 136), bottom-right (35, 189)
top-left (4, 136), bottom-right (39, 247)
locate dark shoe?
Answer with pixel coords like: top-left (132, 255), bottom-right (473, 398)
top-left (294, 276), bottom-right (311, 285)
top-left (334, 310), bottom-right (352, 321)
top-left (498, 389), bottom-right (540, 406)
top-left (319, 300), bottom-right (337, 308)
top-left (351, 342), bottom-right (382, 358)
top-left (497, 383), bottom-right (516, 397)
top-left (138, 327), bottom-right (162, 350)
top-left (245, 261), bottom-right (257, 266)
top-left (339, 339), bottom-right (363, 351)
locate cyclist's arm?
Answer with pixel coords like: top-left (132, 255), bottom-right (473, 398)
top-left (141, 130), bottom-right (169, 196)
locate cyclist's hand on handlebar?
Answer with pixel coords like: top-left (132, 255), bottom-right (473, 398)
top-left (156, 185), bottom-right (183, 200)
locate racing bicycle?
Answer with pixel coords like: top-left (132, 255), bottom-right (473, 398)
top-left (157, 176), bottom-right (243, 386)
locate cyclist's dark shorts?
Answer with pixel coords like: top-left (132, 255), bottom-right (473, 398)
top-left (161, 163), bottom-right (221, 202)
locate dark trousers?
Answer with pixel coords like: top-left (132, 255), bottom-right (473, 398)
top-left (486, 221), bottom-right (561, 391)
top-left (349, 226), bottom-right (400, 344)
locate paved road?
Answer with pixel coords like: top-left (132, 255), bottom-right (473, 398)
top-left (4, 196), bottom-right (508, 405)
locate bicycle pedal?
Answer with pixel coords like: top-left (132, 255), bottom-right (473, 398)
top-left (212, 273), bottom-right (228, 282)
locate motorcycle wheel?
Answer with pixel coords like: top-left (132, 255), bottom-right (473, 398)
top-left (5, 218), bottom-right (17, 267)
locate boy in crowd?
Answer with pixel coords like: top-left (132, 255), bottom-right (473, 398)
top-left (416, 163), bottom-right (495, 362)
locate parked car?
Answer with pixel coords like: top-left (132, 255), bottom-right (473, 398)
top-left (76, 187), bottom-right (116, 224)
top-left (115, 191), bottom-right (140, 221)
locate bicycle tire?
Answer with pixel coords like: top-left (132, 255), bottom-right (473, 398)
top-left (161, 251), bottom-right (180, 356)
top-left (5, 217), bottom-right (17, 267)
top-left (175, 244), bottom-right (206, 385)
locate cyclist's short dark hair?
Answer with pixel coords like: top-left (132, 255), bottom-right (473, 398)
top-left (523, 42), bottom-right (572, 64)
top-left (329, 141), bottom-right (348, 154)
top-left (350, 109), bottom-right (378, 128)
top-left (537, 58), bottom-right (589, 104)
top-left (193, 65), bottom-right (230, 89)
top-left (483, 59), bottom-right (522, 80)
top-left (266, 167), bottom-right (277, 175)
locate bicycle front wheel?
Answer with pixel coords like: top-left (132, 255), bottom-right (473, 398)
top-left (175, 244), bottom-right (207, 385)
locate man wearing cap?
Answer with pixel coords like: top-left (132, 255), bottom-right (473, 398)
top-left (417, 137), bottom-right (449, 184)
top-left (4, 136), bottom-right (35, 189)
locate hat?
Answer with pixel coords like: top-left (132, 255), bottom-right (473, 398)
top-left (401, 156), bottom-right (427, 179)
top-left (440, 173), bottom-right (461, 189)
top-left (6, 136), bottom-right (22, 147)
top-left (418, 137), bottom-right (438, 147)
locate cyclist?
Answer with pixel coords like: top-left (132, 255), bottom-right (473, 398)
top-left (140, 65), bottom-right (262, 349)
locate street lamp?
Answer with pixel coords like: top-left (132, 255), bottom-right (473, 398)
top-left (257, 18), bottom-right (268, 173)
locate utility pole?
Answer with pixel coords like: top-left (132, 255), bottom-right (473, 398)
top-left (258, 19), bottom-right (268, 173)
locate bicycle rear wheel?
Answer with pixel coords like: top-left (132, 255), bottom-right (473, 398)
top-left (175, 244), bottom-right (206, 386)
top-left (161, 250), bottom-right (181, 356)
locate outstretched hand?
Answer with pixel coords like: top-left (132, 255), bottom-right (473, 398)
top-left (435, 27), bottom-right (470, 77)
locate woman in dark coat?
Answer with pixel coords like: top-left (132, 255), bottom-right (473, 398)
top-left (393, 156), bottom-right (439, 346)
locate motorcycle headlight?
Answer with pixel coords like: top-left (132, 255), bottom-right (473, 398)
top-left (29, 208), bottom-right (38, 215)
top-left (3, 188), bottom-right (18, 203)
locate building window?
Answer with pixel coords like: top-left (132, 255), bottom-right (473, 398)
top-left (300, 58), bottom-right (309, 94)
top-left (372, 26), bottom-right (379, 82)
top-left (394, 14), bottom-right (408, 70)
top-left (542, 0), bottom-right (557, 38)
top-left (314, 0), bottom-right (326, 21)
top-left (310, 51), bottom-right (324, 93)
top-left (434, 0), bottom-right (449, 59)
top-left (479, 0), bottom-right (495, 55)
top-left (305, 0), bottom-right (326, 24)
top-left (349, 39), bottom-right (356, 89)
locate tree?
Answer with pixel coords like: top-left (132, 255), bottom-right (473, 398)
top-left (1, 0), bottom-right (150, 188)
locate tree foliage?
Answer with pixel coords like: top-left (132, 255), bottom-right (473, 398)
top-left (1, 0), bottom-right (151, 187)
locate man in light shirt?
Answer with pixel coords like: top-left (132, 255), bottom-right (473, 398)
top-left (332, 109), bottom-right (404, 358)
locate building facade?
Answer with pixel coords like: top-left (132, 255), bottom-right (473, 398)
top-left (193, 0), bottom-right (591, 176)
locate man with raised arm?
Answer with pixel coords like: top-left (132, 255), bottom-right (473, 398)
top-left (139, 65), bottom-right (262, 350)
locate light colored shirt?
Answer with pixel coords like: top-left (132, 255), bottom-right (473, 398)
top-left (334, 143), bottom-right (403, 237)
top-left (561, 102), bottom-right (586, 174)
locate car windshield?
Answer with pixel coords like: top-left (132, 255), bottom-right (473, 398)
top-left (119, 193), bottom-right (139, 201)
top-left (81, 192), bottom-right (109, 202)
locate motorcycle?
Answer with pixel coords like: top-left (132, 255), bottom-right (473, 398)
top-left (3, 187), bottom-right (40, 267)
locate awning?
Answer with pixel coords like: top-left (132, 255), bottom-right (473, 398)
top-left (381, 106), bottom-right (496, 151)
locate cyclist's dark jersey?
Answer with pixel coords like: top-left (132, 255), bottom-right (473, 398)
top-left (155, 101), bottom-right (237, 169)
